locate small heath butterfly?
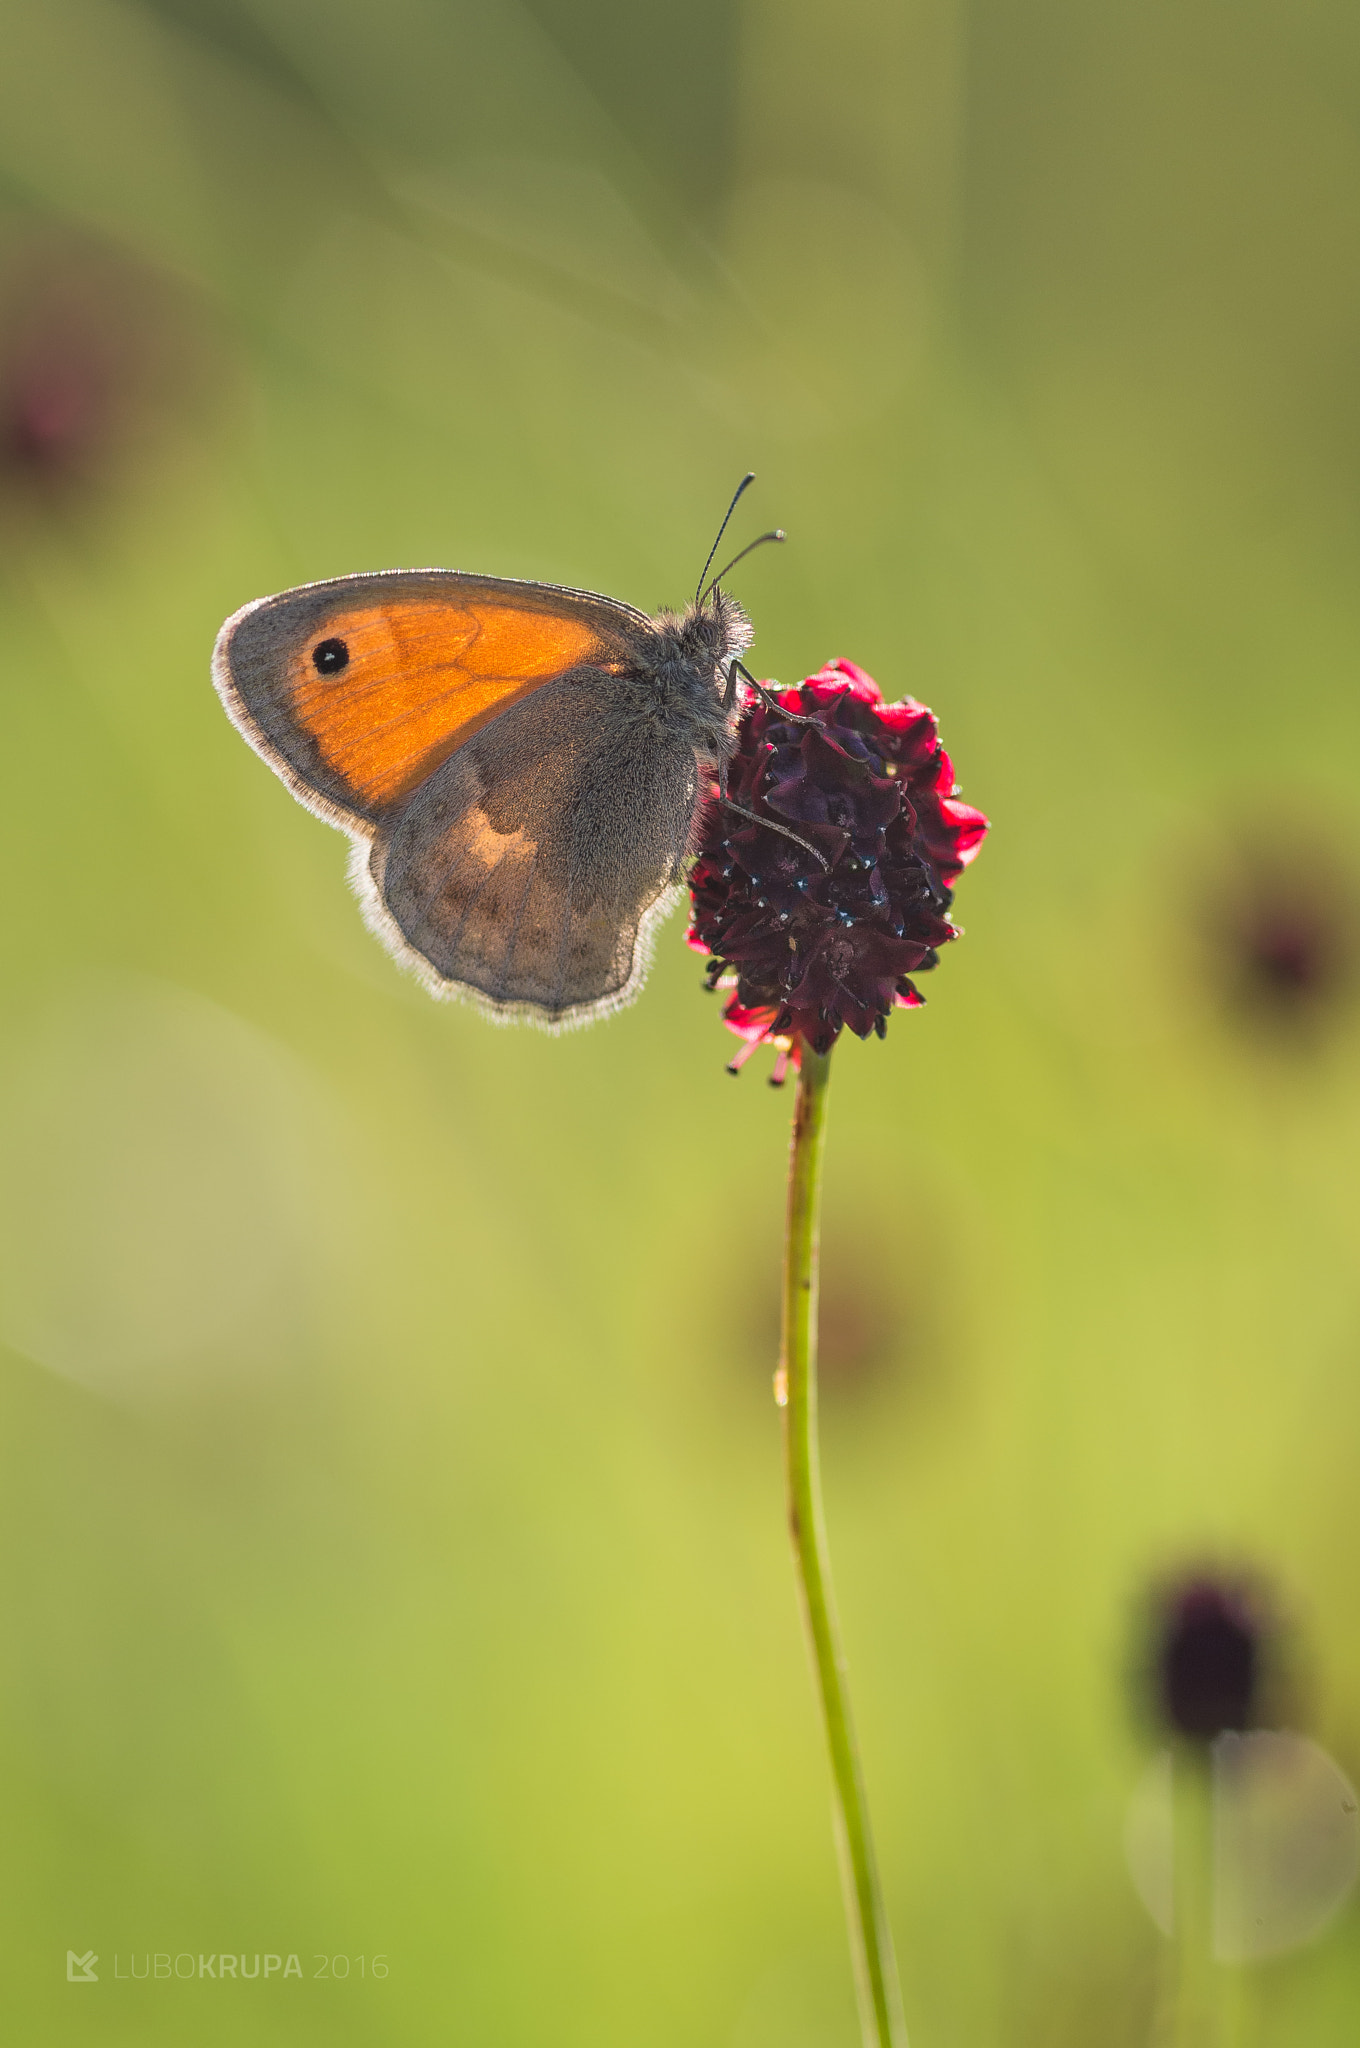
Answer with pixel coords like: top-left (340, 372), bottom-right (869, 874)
top-left (213, 478), bottom-right (782, 1026)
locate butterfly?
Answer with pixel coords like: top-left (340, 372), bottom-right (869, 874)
top-left (212, 478), bottom-right (785, 1028)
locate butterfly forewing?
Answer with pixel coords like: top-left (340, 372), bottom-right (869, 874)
top-left (213, 570), bottom-right (650, 828)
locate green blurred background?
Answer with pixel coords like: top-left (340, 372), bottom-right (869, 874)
top-left (2, 0), bottom-right (1359, 2041)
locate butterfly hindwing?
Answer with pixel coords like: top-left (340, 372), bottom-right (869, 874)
top-left (213, 569), bottom-right (650, 829)
top-left (363, 673), bottom-right (702, 1021)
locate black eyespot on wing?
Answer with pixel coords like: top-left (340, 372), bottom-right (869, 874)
top-left (312, 637), bottom-right (349, 675)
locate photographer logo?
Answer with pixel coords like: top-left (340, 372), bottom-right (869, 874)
top-left (62, 1948), bottom-right (386, 1984)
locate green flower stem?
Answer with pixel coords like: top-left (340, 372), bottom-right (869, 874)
top-left (1170, 1745), bottom-right (1215, 2047)
top-left (1156, 1744), bottom-right (1237, 2048)
top-left (779, 1045), bottom-right (908, 2048)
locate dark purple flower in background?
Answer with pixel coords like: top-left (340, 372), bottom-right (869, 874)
top-left (0, 234), bottom-right (211, 506)
top-left (2, 323), bottom-right (112, 479)
top-left (1152, 1575), bottom-right (1269, 1743)
top-left (687, 660), bottom-right (987, 1070)
top-left (1213, 855), bottom-right (1355, 1031)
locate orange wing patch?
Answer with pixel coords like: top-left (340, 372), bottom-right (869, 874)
top-left (287, 599), bottom-right (606, 809)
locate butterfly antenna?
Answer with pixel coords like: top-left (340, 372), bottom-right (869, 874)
top-left (701, 529), bottom-right (785, 604)
top-left (695, 471), bottom-right (756, 604)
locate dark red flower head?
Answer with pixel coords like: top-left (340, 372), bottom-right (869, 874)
top-left (687, 660), bottom-right (987, 1065)
top-left (1215, 855), bottom-right (1355, 1030)
top-left (0, 235), bottom-right (212, 507)
top-left (1150, 1576), bottom-right (1269, 1743)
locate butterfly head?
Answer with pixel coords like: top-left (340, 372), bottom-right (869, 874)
top-left (628, 585), bottom-right (748, 758)
top-left (686, 581), bottom-right (754, 666)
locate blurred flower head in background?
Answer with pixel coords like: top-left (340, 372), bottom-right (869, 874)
top-left (688, 659), bottom-right (987, 1065)
top-left (1143, 1570), bottom-right (1281, 1743)
top-left (0, 226), bottom-right (211, 511)
top-left (1125, 1571), bottom-right (1357, 1964)
top-left (1206, 839), bottom-right (1357, 1038)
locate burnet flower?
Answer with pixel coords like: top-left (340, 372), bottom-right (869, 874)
top-left (687, 659), bottom-right (988, 1071)
top-left (0, 238), bottom-right (206, 507)
top-left (686, 657), bottom-right (987, 2046)
top-left (1152, 1575), bottom-right (1268, 1743)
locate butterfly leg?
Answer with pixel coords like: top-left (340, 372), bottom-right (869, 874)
top-left (726, 659), bottom-right (821, 726)
top-left (717, 798), bottom-right (830, 868)
top-left (716, 662), bottom-right (829, 867)
top-left (713, 763), bottom-right (830, 869)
